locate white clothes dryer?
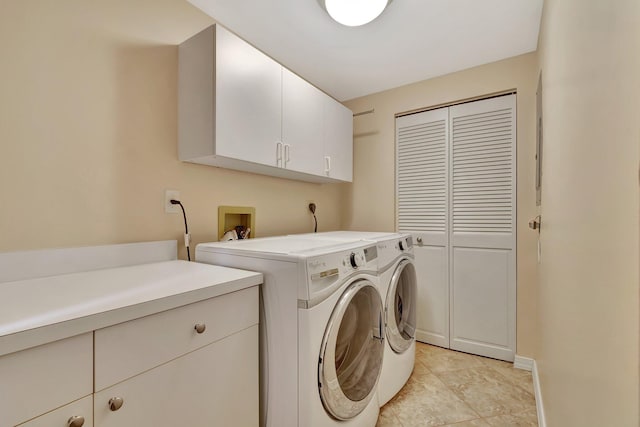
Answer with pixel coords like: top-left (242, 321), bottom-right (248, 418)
top-left (371, 233), bottom-right (416, 406)
top-left (292, 232), bottom-right (417, 406)
top-left (196, 236), bottom-right (383, 427)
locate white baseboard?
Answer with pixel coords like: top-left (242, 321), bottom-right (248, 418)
top-left (514, 355), bottom-right (534, 371)
top-left (532, 360), bottom-right (546, 427)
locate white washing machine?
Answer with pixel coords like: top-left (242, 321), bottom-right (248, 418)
top-left (292, 231), bottom-right (417, 406)
top-left (196, 236), bottom-right (383, 427)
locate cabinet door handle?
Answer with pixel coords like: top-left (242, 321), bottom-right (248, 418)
top-left (284, 144), bottom-right (290, 167)
top-left (324, 156), bottom-right (331, 175)
top-left (276, 142), bottom-right (283, 167)
top-left (108, 397), bottom-right (124, 411)
top-left (194, 323), bottom-right (206, 334)
top-left (67, 416), bottom-right (85, 427)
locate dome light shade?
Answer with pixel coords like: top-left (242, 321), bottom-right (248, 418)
top-left (324, 0), bottom-right (389, 27)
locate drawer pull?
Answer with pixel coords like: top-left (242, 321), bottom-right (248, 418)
top-left (194, 323), bottom-right (206, 334)
top-left (108, 397), bottom-right (124, 411)
top-left (67, 416), bottom-right (85, 427)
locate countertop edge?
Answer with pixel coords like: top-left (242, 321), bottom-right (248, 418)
top-left (0, 268), bottom-right (262, 358)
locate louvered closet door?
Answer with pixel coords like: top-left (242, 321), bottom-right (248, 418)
top-left (396, 107), bottom-right (450, 347)
top-left (449, 94), bottom-right (516, 361)
top-left (396, 94), bottom-right (516, 361)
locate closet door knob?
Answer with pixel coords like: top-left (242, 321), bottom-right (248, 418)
top-left (108, 397), bottom-right (124, 411)
top-left (194, 323), bottom-right (206, 334)
top-left (416, 237), bottom-right (423, 244)
top-left (67, 415), bottom-right (85, 427)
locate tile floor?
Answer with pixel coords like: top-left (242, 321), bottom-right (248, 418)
top-left (377, 342), bottom-right (538, 427)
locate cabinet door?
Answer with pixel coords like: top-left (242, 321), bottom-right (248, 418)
top-left (282, 68), bottom-right (324, 175)
top-left (95, 287), bottom-right (258, 391)
top-left (18, 396), bottom-right (93, 427)
top-left (0, 333), bottom-right (93, 426)
top-left (215, 26), bottom-right (282, 167)
top-left (323, 97), bottom-right (353, 182)
top-left (94, 325), bottom-right (258, 427)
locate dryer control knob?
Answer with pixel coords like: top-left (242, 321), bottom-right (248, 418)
top-left (398, 240), bottom-right (405, 251)
top-left (350, 252), bottom-right (365, 268)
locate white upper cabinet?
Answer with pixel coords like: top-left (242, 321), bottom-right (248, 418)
top-left (179, 24), bottom-right (352, 183)
top-left (282, 68), bottom-right (325, 176)
top-left (215, 25), bottom-right (282, 168)
top-left (323, 96), bottom-right (353, 181)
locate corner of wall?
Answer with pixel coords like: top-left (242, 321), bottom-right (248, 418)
top-left (532, 360), bottom-right (546, 427)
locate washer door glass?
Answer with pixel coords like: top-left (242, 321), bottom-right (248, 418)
top-left (386, 259), bottom-right (417, 354)
top-left (319, 279), bottom-right (384, 420)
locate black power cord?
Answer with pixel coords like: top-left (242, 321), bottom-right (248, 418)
top-left (309, 203), bottom-right (317, 233)
top-left (170, 199), bottom-right (191, 261)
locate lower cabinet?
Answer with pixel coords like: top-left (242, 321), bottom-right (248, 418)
top-left (93, 286), bottom-right (259, 427)
top-left (0, 333), bottom-right (93, 427)
top-left (3, 286), bottom-right (259, 427)
top-left (18, 396), bottom-right (94, 427)
top-left (94, 325), bottom-right (258, 427)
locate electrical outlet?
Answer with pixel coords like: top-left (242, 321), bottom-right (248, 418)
top-left (306, 200), bottom-right (316, 213)
top-left (165, 190), bottom-right (181, 214)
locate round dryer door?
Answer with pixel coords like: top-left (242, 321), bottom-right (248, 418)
top-left (318, 279), bottom-right (384, 420)
top-left (386, 259), bottom-right (417, 354)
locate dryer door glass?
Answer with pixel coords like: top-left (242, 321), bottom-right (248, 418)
top-left (386, 259), bottom-right (417, 353)
top-left (319, 279), bottom-right (384, 420)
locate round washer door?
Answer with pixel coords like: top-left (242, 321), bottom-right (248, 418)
top-left (318, 279), bottom-right (384, 420)
top-left (386, 259), bottom-right (417, 354)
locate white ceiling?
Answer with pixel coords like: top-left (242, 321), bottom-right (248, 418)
top-left (187, 0), bottom-right (543, 101)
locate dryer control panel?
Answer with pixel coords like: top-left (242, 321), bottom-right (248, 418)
top-left (398, 235), bottom-right (413, 252)
top-left (375, 234), bottom-right (415, 272)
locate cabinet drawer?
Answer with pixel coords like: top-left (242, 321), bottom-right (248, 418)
top-left (17, 395), bottom-right (93, 427)
top-left (95, 286), bottom-right (258, 390)
top-left (0, 333), bottom-right (93, 426)
top-left (94, 325), bottom-right (258, 427)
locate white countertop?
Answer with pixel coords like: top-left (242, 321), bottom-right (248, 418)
top-left (0, 260), bottom-right (262, 357)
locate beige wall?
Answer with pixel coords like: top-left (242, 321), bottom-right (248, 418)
top-left (536, 0), bottom-right (639, 425)
top-left (0, 0), bottom-right (345, 259)
top-left (6, 3), bottom-right (638, 423)
top-left (343, 53), bottom-right (539, 357)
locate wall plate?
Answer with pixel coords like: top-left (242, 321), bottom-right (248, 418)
top-left (165, 190), bottom-right (181, 214)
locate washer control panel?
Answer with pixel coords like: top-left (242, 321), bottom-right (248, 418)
top-left (308, 246), bottom-right (377, 278)
top-left (349, 252), bottom-right (365, 268)
top-left (304, 245), bottom-right (378, 303)
top-left (364, 245), bottom-right (378, 262)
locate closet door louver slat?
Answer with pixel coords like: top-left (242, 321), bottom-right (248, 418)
top-left (451, 106), bottom-right (514, 235)
top-left (396, 114), bottom-right (448, 233)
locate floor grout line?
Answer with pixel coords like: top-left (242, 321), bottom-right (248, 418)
top-left (378, 343), bottom-right (539, 427)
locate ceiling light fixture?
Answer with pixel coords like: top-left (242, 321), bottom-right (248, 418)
top-left (321, 0), bottom-right (391, 27)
